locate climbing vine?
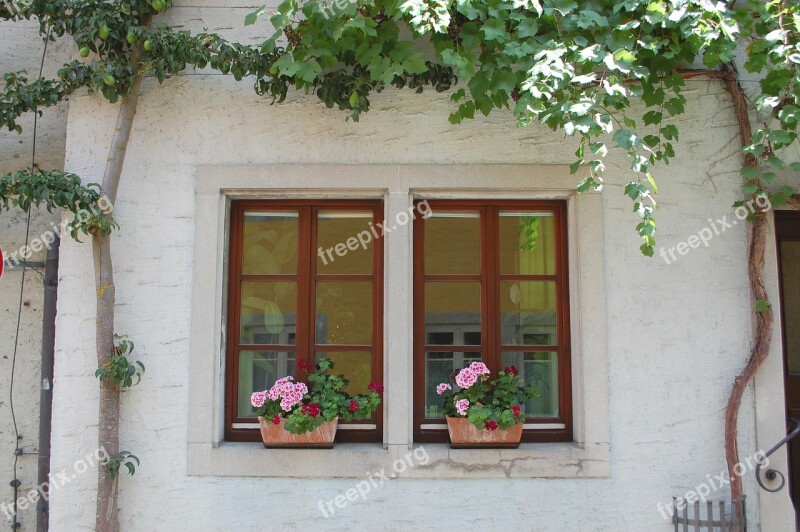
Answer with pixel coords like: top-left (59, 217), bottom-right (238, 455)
top-left (0, 0), bottom-right (798, 530)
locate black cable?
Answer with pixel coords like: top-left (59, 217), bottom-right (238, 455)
top-left (9, 24), bottom-right (50, 530)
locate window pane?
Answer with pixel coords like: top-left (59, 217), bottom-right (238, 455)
top-left (315, 282), bottom-right (373, 344)
top-left (500, 281), bottom-right (557, 345)
top-left (240, 282), bottom-right (297, 344)
top-left (425, 282), bottom-right (481, 345)
top-left (425, 211), bottom-right (481, 274)
top-left (499, 212), bottom-right (555, 275)
top-left (237, 351), bottom-right (295, 417)
top-left (315, 351), bottom-right (372, 395)
top-left (502, 352), bottom-right (559, 418)
top-left (316, 210), bottom-right (374, 275)
top-left (242, 212), bottom-right (298, 275)
top-left (424, 351), bottom-right (481, 419)
top-left (781, 241), bottom-right (800, 373)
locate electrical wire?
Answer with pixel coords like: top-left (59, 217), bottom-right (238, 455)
top-left (9, 24), bottom-right (50, 530)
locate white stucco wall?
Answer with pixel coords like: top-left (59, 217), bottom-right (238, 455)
top-left (47, 5), bottom-right (795, 531)
top-left (0, 19), bottom-right (71, 531)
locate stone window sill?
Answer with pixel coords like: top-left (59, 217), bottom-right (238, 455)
top-left (187, 441), bottom-right (609, 479)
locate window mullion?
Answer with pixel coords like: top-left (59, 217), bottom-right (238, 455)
top-left (298, 206), bottom-right (314, 372)
top-left (485, 205), bottom-right (500, 371)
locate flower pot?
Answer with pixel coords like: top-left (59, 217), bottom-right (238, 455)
top-left (445, 416), bottom-right (523, 448)
top-left (258, 416), bottom-right (338, 448)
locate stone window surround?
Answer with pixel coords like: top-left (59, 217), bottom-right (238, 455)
top-left (187, 164), bottom-right (610, 479)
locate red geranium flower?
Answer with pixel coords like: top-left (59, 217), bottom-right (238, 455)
top-left (511, 405), bottom-right (521, 418)
top-left (485, 420), bottom-right (499, 431)
top-left (271, 414), bottom-right (281, 425)
top-left (368, 382), bottom-right (384, 394)
top-left (348, 400), bottom-right (359, 412)
top-left (504, 365), bottom-right (519, 376)
top-left (302, 403), bottom-right (321, 418)
top-left (299, 360), bottom-right (315, 372)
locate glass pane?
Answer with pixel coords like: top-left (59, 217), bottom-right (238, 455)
top-left (237, 351), bottom-right (295, 417)
top-left (500, 281), bottom-right (557, 345)
top-left (317, 210), bottom-right (374, 275)
top-left (315, 352), bottom-right (372, 395)
top-left (242, 212), bottom-right (298, 275)
top-left (781, 241), bottom-right (800, 374)
top-left (499, 212), bottom-right (556, 275)
top-left (424, 351), bottom-right (481, 419)
top-left (315, 282), bottom-right (373, 344)
top-left (425, 282), bottom-right (481, 345)
top-left (240, 282), bottom-right (297, 344)
top-left (502, 351), bottom-right (559, 418)
top-left (425, 211), bottom-right (481, 274)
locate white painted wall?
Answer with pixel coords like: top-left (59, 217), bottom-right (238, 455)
top-left (0, 18), bottom-right (71, 532)
top-left (47, 4), bottom-right (795, 531)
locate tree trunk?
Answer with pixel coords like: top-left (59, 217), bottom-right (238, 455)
top-left (93, 72), bottom-right (143, 532)
top-left (721, 63), bottom-right (773, 531)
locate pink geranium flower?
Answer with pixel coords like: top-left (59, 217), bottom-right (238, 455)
top-left (455, 399), bottom-right (470, 416)
top-left (436, 383), bottom-right (452, 395)
top-left (469, 361), bottom-right (490, 376)
top-left (455, 368), bottom-right (478, 389)
top-left (250, 391), bottom-right (267, 408)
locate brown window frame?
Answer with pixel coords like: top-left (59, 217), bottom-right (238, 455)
top-left (413, 199), bottom-right (572, 443)
top-left (225, 199), bottom-right (384, 443)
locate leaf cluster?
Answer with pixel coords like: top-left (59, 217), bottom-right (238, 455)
top-left (1, 0), bottom-right (798, 255)
top-left (255, 358), bottom-right (382, 435)
top-left (441, 367), bottom-right (537, 430)
top-left (102, 450), bottom-right (140, 477)
top-left (95, 334), bottom-right (145, 388)
top-left (0, 168), bottom-right (117, 238)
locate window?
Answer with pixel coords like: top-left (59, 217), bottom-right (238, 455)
top-left (413, 200), bottom-right (572, 443)
top-left (225, 200), bottom-right (383, 442)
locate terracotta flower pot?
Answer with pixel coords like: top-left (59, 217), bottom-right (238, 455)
top-left (445, 416), bottom-right (523, 448)
top-left (258, 416), bottom-right (338, 448)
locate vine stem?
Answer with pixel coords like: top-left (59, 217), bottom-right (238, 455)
top-left (721, 61), bottom-right (772, 532)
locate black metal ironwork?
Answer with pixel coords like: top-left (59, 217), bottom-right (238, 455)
top-left (755, 417), bottom-right (800, 492)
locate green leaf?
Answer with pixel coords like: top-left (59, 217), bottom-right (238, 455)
top-left (643, 110), bottom-right (662, 126)
top-left (245, 5), bottom-right (266, 26)
top-left (646, 172), bottom-right (658, 194)
top-left (613, 129), bottom-right (636, 150)
top-left (740, 182), bottom-right (759, 194)
top-left (740, 166), bottom-right (759, 180)
top-left (481, 19), bottom-right (508, 42)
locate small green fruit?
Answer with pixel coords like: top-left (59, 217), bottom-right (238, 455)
top-left (99, 25), bottom-right (110, 39)
top-left (143, 39), bottom-right (152, 51)
top-left (150, 0), bottom-right (165, 11)
top-left (103, 74), bottom-right (115, 86)
top-left (79, 46), bottom-right (90, 57)
top-left (268, 65), bottom-right (278, 76)
top-left (126, 31), bottom-right (136, 44)
top-left (349, 92), bottom-right (359, 107)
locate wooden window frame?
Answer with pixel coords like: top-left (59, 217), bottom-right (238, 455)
top-left (413, 199), bottom-right (572, 443)
top-left (225, 199), bottom-right (384, 443)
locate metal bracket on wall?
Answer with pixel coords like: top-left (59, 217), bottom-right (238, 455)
top-left (755, 417), bottom-right (800, 492)
top-left (4, 262), bottom-right (45, 271)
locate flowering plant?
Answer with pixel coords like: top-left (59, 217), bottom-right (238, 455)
top-left (437, 362), bottom-right (538, 431)
top-left (251, 358), bottom-right (383, 435)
